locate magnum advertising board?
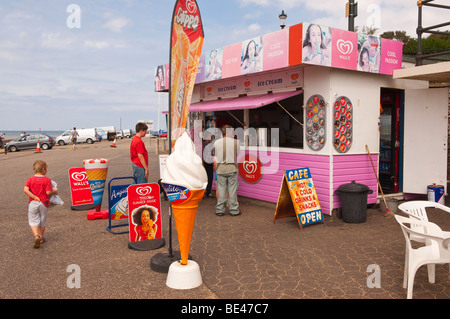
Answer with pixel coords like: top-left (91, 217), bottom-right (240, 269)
top-left (169, 0), bottom-right (204, 148)
top-left (155, 21), bottom-right (403, 92)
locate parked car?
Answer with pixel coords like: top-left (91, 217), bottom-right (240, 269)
top-left (116, 130), bottom-right (124, 139)
top-left (6, 133), bottom-right (55, 152)
top-left (56, 128), bottom-right (98, 146)
top-left (159, 132), bottom-right (168, 138)
top-left (151, 130), bottom-right (167, 137)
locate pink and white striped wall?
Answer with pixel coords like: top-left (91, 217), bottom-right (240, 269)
top-left (217, 151), bottom-right (378, 215)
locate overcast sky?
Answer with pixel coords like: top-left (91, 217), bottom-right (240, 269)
top-left (0, 0), bottom-right (445, 131)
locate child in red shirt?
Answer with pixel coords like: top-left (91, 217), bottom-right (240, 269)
top-left (24, 160), bottom-right (58, 248)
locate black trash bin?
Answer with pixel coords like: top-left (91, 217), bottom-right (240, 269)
top-left (335, 181), bottom-right (373, 223)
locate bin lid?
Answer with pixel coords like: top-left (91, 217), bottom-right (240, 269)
top-left (337, 181), bottom-right (372, 193)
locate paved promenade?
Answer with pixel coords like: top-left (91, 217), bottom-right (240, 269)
top-left (0, 136), bottom-right (449, 303)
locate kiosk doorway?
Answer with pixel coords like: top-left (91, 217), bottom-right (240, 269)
top-left (379, 88), bottom-right (404, 194)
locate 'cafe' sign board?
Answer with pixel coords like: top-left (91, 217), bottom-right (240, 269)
top-left (274, 167), bottom-right (324, 229)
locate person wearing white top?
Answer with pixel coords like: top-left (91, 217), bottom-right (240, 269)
top-left (214, 125), bottom-right (241, 216)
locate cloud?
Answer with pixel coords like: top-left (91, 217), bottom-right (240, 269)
top-left (0, 50), bottom-right (22, 62)
top-left (239, 0), bottom-right (304, 9)
top-left (244, 11), bottom-right (263, 19)
top-left (248, 23), bottom-right (262, 33)
top-left (40, 33), bottom-right (74, 49)
top-left (239, 0), bottom-right (270, 6)
top-left (103, 17), bottom-right (131, 33)
top-left (84, 40), bottom-right (110, 49)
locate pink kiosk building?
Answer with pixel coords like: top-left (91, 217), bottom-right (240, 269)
top-left (155, 22), bottom-right (449, 215)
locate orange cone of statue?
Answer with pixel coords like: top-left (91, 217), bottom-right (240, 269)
top-left (172, 189), bottom-right (205, 265)
top-left (161, 132), bottom-right (207, 266)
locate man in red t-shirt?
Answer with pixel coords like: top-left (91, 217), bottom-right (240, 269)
top-left (130, 122), bottom-right (149, 184)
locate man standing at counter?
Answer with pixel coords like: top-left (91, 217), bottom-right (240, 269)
top-left (214, 125), bottom-right (241, 216)
top-left (130, 122), bottom-right (149, 184)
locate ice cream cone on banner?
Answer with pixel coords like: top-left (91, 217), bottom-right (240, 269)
top-left (172, 188), bottom-right (205, 265)
top-left (83, 158), bottom-right (110, 212)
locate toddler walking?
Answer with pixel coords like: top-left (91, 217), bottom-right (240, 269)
top-left (24, 160), bottom-right (58, 248)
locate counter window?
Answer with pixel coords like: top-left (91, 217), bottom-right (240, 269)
top-left (249, 92), bottom-right (303, 148)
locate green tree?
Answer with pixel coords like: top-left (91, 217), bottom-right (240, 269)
top-left (380, 30), bottom-right (411, 44)
top-left (403, 32), bottom-right (450, 56)
top-left (379, 30), bottom-right (449, 59)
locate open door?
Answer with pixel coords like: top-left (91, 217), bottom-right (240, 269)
top-left (380, 89), bottom-right (403, 194)
top-left (403, 88), bottom-right (448, 194)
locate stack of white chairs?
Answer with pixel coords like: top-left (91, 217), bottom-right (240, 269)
top-left (396, 201), bottom-right (450, 299)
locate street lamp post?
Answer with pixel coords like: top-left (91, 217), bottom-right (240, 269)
top-left (279, 10), bottom-right (287, 29)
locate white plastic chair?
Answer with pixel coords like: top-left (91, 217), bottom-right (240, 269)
top-left (398, 200), bottom-right (450, 277)
top-left (395, 215), bottom-right (450, 299)
top-left (398, 200), bottom-right (450, 226)
top-left (398, 201), bottom-right (450, 249)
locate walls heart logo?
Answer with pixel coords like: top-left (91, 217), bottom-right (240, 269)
top-left (186, 0), bottom-right (197, 14)
top-left (243, 161), bottom-right (257, 174)
top-left (136, 186), bottom-right (152, 196)
top-left (244, 81), bottom-right (251, 87)
top-left (291, 73), bottom-right (299, 81)
top-left (71, 172), bottom-right (87, 182)
top-left (238, 154), bottom-right (263, 184)
top-left (337, 40), bottom-right (353, 55)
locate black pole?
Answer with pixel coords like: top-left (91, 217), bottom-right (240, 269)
top-left (166, 0), bottom-right (174, 259)
top-left (348, 0), bottom-right (355, 32)
top-left (416, 3), bottom-right (423, 66)
top-left (149, 0), bottom-right (180, 273)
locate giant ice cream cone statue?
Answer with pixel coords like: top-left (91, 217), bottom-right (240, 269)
top-left (83, 158), bottom-right (110, 212)
top-left (161, 133), bottom-right (207, 265)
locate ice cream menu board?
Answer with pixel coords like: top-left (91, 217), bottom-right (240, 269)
top-left (274, 167), bottom-right (324, 229)
top-left (333, 96), bottom-right (353, 153)
top-left (306, 94), bottom-right (327, 151)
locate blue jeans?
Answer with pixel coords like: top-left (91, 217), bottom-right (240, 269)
top-left (216, 172), bottom-right (239, 215)
top-left (132, 164), bottom-right (147, 184)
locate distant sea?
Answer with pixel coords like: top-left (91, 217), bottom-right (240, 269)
top-left (1, 130), bottom-right (65, 140)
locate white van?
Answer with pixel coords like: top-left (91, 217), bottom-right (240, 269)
top-left (122, 129), bottom-right (134, 138)
top-left (96, 126), bottom-right (116, 139)
top-left (56, 128), bottom-right (98, 146)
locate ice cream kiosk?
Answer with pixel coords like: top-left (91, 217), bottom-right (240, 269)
top-left (156, 21), bottom-right (449, 215)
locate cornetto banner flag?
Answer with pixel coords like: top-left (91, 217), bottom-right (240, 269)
top-left (169, 0), bottom-right (204, 149)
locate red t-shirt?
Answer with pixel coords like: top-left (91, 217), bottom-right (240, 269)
top-left (25, 175), bottom-right (53, 207)
top-left (130, 136), bottom-right (148, 168)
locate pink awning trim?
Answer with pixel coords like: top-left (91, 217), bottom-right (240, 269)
top-left (162, 90), bottom-right (302, 113)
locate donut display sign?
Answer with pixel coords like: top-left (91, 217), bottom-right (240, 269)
top-left (333, 96), bottom-right (353, 153)
top-left (306, 94), bottom-right (327, 151)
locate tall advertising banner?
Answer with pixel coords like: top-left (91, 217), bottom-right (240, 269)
top-left (169, 0), bottom-right (204, 149)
